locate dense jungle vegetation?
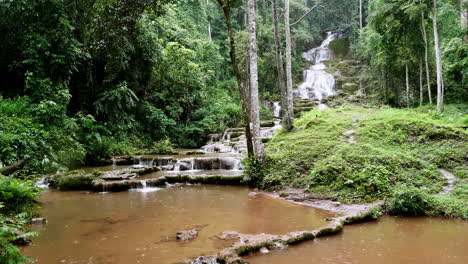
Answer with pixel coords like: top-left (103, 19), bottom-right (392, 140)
top-left (0, 0), bottom-right (466, 263)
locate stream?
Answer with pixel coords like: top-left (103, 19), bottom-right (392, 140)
top-left (247, 216), bottom-right (468, 264)
top-left (22, 33), bottom-right (467, 264)
top-left (23, 184), bottom-right (334, 264)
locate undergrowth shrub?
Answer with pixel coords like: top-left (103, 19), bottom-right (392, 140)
top-left (386, 186), bottom-right (432, 216)
top-left (0, 176), bottom-right (39, 215)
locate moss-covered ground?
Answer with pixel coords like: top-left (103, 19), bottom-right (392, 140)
top-left (251, 104), bottom-right (467, 218)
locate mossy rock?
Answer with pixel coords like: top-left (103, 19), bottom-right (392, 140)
top-left (261, 121), bottom-right (275, 127)
top-left (48, 171), bottom-right (99, 190)
top-left (340, 82), bottom-right (359, 94)
top-left (294, 107), bottom-right (315, 114)
top-left (329, 39), bottom-right (350, 58)
top-left (230, 132), bottom-right (244, 139)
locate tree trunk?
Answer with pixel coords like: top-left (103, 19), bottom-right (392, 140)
top-left (283, 0), bottom-right (294, 131)
top-left (433, 0), bottom-right (444, 111)
top-left (462, 0), bottom-right (468, 42)
top-left (206, 0), bottom-right (212, 41)
top-left (0, 158), bottom-right (31, 176)
top-left (247, 0), bottom-right (265, 162)
top-left (421, 11), bottom-right (432, 105)
top-left (419, 62), bottom-right (423, 106)
top-left (405, 63), bottom-right (410, 108)
top-left (272, 0), bottom-right (290, 129)
top-left (359, 0), bottom-right (363, 31)
top-left (216, 0), bottom-right (254, 157)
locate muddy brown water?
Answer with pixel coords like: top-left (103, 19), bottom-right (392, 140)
top-left (23, 186), bottom-right (335, 264)
top-left (247, 216), bottom-right (468, 264)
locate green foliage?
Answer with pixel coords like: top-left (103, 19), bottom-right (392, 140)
top-left (386, 186), bottom-right (432, 216)
top-left (258, 105), bottom-right (467, 212)
top-left (149, 139), bottom-right (174, 154)
top-left (0, 212), bottom-right (37, 264)
top-left (356, 0), bottom-right (467, 106)
top-left (0, 176), bottom-right (39, 215)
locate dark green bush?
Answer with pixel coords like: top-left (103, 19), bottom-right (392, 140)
top-left (386, 186), bottom-right (432, 216)
top-left (149, 139), bottom-right (174, 154)
top-left (0, 176), bottom-right (39, 215)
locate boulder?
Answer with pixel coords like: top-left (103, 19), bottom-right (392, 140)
top-left (176, 229), bottom-right (198, 242)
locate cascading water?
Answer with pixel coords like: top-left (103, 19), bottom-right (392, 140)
top-left (294, 32), bottom-right (338, 102)
top-left (273, 101), bottom-right (281, 119)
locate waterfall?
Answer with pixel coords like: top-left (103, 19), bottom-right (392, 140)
top-left (273, 101), bottom-right (281, 119)
top-left (294, 32), bottom-right (338, 101)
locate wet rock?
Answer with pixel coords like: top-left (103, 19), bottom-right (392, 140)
top-left (32, 218), bottom-right (47, 225)
top-left (332, 201), bottom-right (341, 207)
top-left (185, 151), bottom-right (205, 155)
top-left (176, 229), bottom-right (198, 242)
top-left (178, 159), bottom-right (194, 171)
top-left (153, 157), bottom-right (174, 166)
top-left (259, 247), bottom-right (269, 254)
top-left (248, 192), bottom-right (257, 197)
top-left (160, 165), bottom-right (175, 171)
top-left (191, 256), bottom-right (218, 264)
top-left (13, 231), bottom-right (32, 246)
top-left (218, 231), bottom-right (241, 240)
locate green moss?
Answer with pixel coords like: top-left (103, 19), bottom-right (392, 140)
top-left (315, 222), bottom-right (344, 237)
top-left (48, 170), bottom-right (100, 190)
top-left (253, 104), bottom-right (467, 217)
top-left (230, 132), bottom-right (244, 139)
top-left (328, 39), bottom-right (350, 58)
top-left (285, 232), bottom-right (315, 245)
top-left (235, 241), bottom-right (276, 256)
top-left (260, 121), bottom-right (275, 127)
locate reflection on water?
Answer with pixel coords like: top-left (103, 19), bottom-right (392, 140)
top-left (23, 186), bottom-right (334, 264)
top-left (247, 216), bottom-right (468, 264)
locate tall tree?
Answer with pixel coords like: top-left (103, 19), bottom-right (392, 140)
top-left (420, 10), bottom-right (433, 104)
top-left (419, 62), bottom-right (424, 106)
top-left (432, 0), bottom-right (444, 111)
top-left (247, 0), bottom-right (265, 162)
top-left (406, 63), bottom-right (410, 107)
top-left (360, 0), bottom-right (364, 31)
top-left (462, 0), bottom-right (468, 41)
top-left (283, 0), bottom-right (294, 131)
top-left (215, 0), bottom-right (254, 156)
top-left (271, 0), bottom-right (286, 118)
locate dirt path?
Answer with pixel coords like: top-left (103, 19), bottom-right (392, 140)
top-left (440, 169), bottom-right (457, 194)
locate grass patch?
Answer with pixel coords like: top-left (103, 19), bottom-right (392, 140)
top-left (252, 104), bottom-right (467, 217)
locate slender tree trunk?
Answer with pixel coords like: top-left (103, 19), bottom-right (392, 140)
top-left (247, 0), bottom-right (265, 162)
top-left (283, 0), bottom-right (294, 130)
top-left (206, 0), bottom-right (212, 41)
top-left (462, 0), bottom-right (468, 42)
top-left (272, 0), bottom-right (292, 129)
top-left (359, 0), bottom-right (363, 31)
top-left (433, 0), bottom-right (444, 111)
top-left (421, 11), bottom-right (432, 105)
top-left (216, 0), bottom-right (254, 157)
top-left (419, 62), bottom-right (423, 106)
top-left (405, 63), bottom-right (410, 108)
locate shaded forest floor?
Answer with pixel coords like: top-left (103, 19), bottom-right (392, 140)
top-left (250, 103), bottom-right (467, 218)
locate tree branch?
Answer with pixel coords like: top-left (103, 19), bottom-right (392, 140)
top-left (290, 3), bottom-right (322, 27)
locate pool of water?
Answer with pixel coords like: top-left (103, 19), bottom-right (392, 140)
top-left (23, 186), bottom-right (335, 264)
top-left (247, 216), bottom-right (468, 264)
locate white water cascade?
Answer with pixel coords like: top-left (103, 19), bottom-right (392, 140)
top-left (294, 32), bottom-right (338, 101)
